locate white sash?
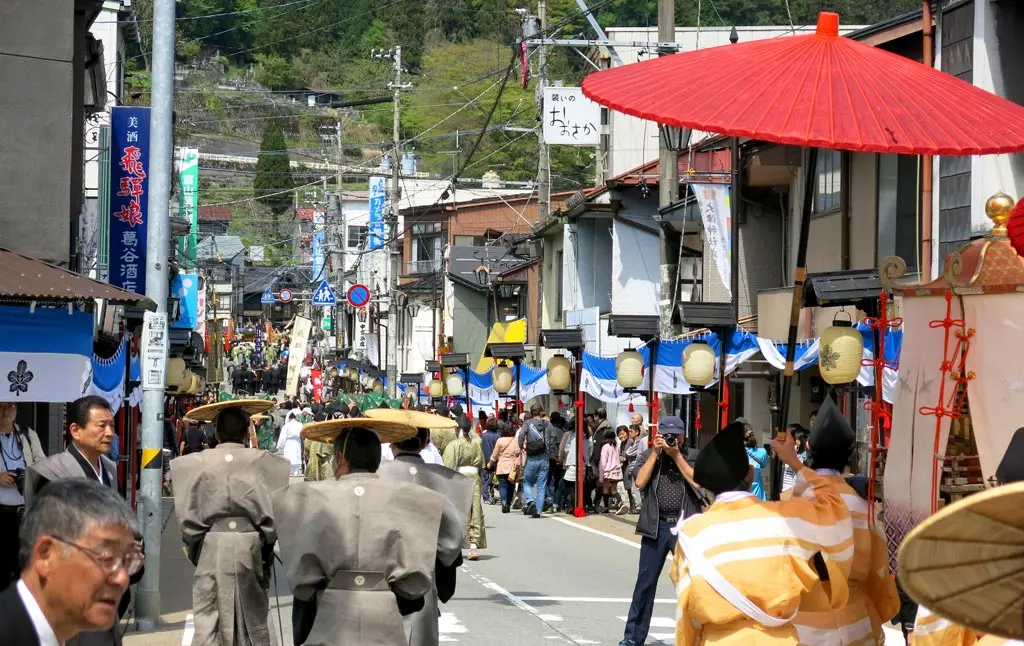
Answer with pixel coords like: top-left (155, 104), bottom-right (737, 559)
top-left (677, 531), bottom-right (798, 628)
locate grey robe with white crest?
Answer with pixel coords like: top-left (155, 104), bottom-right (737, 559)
top-left (377, 455), bottom-right (473, 646)
top-left (273, 473), bottom-right (444, 646)
top-left (170, 442), bottom-right (290, 646)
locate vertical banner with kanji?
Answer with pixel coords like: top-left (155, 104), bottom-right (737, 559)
top-left (109, 107), bottom-right (151, 294)
top-left (178, 148), bottom-right (199, 264)
top-left (368, 176), bottom-right (386, 250)
top-left (691, 183), bottom-right (732, 298)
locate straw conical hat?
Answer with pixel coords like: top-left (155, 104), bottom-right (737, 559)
top-left (302, 418), bottom-right (417, 444)
top-left (186, 399), bottom-right (274, 422)
top-left (898, 481), bottom-right (1024, 639)
top-left (364, 408), bottom-right (458, 430)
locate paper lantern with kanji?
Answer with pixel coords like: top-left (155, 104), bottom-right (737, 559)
top-left (819, 320), bottom-right (864, 385)
top-left (546, 355), bottom-right (572, 392)
top-left (683, 341), bottom-right (716, 387)
top-left (493, 365), bottom-right (514, 394)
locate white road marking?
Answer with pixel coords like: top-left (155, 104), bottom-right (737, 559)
top-left (181, 613), bottom-right (195, 646)
top-left (617, 615), bottom-right (676, 644)
top-left (548, 516), bottom-right (642, 548)
top-left (518, 596), bottom-right (675, 604)
top-left (440, 612), bottom-right (468, 634)
top-left (538, 614), bottom-right (563, 622)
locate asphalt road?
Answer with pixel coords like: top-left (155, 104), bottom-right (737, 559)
top-left (264, 506), bottom-right (679, 646)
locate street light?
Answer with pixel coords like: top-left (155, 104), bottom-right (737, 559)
top-left (474, 264), bottom-right (490, 286)
top-left (658, 124), bottom-right (691, 152)
top-left (408, 302), bottom-right (421, 318)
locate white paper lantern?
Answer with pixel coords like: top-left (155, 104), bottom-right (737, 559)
top-left (616, 350), bottom-right (644, 390)
top-left (372, 379), bottom-right (384, 393)
top-left (493, 365), bottom-right (514, 394)
top-left (683, 341), bottom-right (716, 387)
top-left (445, 373), bottom-right (465, 397)
top-left (546, 355), bottom-right (572, 392)
top-left (819, 320), bottom-right (864, 385)
top-left (428, 378), bottom-right (444, 398)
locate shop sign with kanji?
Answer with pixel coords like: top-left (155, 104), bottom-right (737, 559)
top-left (108, 107), bottom-right (151, 293)
top-left (542, 87), bottom-right (600, 146)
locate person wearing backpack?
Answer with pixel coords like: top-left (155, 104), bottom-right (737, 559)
top-left (518, 404), bottom-right (551, 518)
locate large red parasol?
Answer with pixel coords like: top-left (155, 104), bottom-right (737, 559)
top-left (581, 11), bottom-right (1024, 503)
top-left (581, 12), bottom-right (1024, 156)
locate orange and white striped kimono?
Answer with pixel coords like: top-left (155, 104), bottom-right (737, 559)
top-left (792, 470), bottom-right (901, 645)
top-left (910, 606), bottom-right (1022, 646)
top-left (669, 467), bottom-right (853, 646)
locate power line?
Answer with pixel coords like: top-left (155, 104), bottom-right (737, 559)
top-left (95, 0), bottom-right (319, 24)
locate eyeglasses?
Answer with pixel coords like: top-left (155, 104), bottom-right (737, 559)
top-left (50, 535), bottom-right (144, 577)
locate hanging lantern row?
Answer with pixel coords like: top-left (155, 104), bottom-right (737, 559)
top-left (683, 340), bottom-right (716, 387)
top-left (546, 355), bottom-right (572, 392)
top-left (616, 349), bottom-right (644, 390)
top-left (819, 312), bottom-right (864, 385)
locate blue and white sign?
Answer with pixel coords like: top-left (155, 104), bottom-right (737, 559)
top-left (108, 106), bottom-right (151, 293)
top-left (312, 228), bottom-right (326, 281)
top-left (261, 288), bottom-right (276, 305)
top-left (0, 305), bottom-right (93, 402)
top-left (368, 175), bottom-right (386, 250)
top-left (311, 281), bottom-right (337, 307)
top-left (169, 273), bottom-right (199, 330)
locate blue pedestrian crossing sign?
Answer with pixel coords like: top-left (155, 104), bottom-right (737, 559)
top-left (311, 281), bottom-right (337, 307)
top-left (260, 288), bottom-right (275, 304)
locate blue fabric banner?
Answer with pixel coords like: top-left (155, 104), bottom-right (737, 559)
top-left (108, 106), bottom-right (151, 293)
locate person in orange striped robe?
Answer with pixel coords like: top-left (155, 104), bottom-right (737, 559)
top-left (669, 421), bottom-right (854, 646)
top-left (791, 398), bottom-right (901, 645)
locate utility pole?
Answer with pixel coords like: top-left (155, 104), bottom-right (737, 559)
top-left (136, 0), bottom-right (174, 628)
top-left (657, 0), bottom-right (679, 339)
top-left (372, 46), bottom-right (410, 395)
top-left (536, 0), bottom-right (551, 221)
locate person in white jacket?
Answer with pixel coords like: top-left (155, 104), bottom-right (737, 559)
top-left (276, 409), bottom-right (305, 476)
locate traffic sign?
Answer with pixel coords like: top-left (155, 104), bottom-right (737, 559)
top-left (321, 317), bottom-right (332, 332)
top-left (260, 288), bottom-right (275, 305)
top-left (311, 281), bottom-right (337, 307)
top-left (346, 283), bottom-right (371, 308)
top-left (278, 288), bottom-right (294, 303)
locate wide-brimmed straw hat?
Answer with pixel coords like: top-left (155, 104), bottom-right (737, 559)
top-left (186, 399), bottom-right (274, 422)
top-left (301, 418), bottom-right (417, 444)
top-left (897, 480), bottom-right (1024, 639)
top-left (364, 408), bottom-right (458, 430)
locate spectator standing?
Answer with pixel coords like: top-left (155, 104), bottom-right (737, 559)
top-left (616, 426), bottom-right (638, 514)
top-left (518, 405), bottom-right (551, 518)
top-left (781, 423), bottom-right (809, 496)
top-left (597, 428), bottom-right (622, 512)
top-left (739, 418), bottom-right (768, 501)
top-left (479, 418), bottom-right (500, 504)
top-left (545, 412), bottom-right (567, 510)
top-left (618, 416), bottom-right (702, 646)
top-left (0, 402), bottom-right (46, 590)
top-left (0, 479), bottom-right (141, 645)
top-left (560, 422), bottom-right (593, 514)
top-left (179, 419), bottom-right (208, 455)
top-left (488, 423), bottom-right (520, 513)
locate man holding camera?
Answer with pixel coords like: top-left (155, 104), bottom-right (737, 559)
top-left (0, 402), bottom-right (46, 591)
top-left (618, 416), bottom-right (703, 646)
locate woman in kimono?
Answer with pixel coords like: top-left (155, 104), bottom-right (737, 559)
top-left (171, 400), bottom-right (290, 646)
top-left (277, 409), bottom-right (304, 475)
top-left (274, 418), bottom-right (445, 646)
top-left (442, 416), bottom-right (486, 560)
top-left (669, 422), bottom-right (853, 646)
top-left (790, 398), bottom-right (900, 645)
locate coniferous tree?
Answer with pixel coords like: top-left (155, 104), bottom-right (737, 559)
top-left (253, 117), bottom-right (294, 218)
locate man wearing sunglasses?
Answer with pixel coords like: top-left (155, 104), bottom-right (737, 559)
top-left (0, 478), bottom-right (140, 645)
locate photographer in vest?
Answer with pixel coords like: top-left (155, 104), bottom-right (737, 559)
top-left (0, 402), bottom-right (46, 590)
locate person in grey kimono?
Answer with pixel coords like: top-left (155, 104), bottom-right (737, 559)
top-left (170, 399), bottom-right (290, 646)
top-left (368, 410), bottom-right (473, 646)
top-left (274, 418), bottom-right (445, 646)
top-left (24, 396), bottom-right (144, 646)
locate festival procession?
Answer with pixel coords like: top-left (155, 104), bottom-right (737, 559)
top-left (2, 1), bottom-right (1024, 645)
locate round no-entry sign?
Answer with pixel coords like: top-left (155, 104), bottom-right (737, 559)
top-left (347, 284), bottom-right (371, 308)
top-left (278, 288), bottom-right (294, 303)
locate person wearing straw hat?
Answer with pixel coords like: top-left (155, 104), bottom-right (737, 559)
top-left (442, 415), bottom-right (487, 561)
top-left (667, 422), bottom-right (854, 646)
top-left (899, 428), bottom-right (1024, 646)
top-left (368, 409), bottom-right (474, 646)
top-left (170, 399), bottom-right (290, 646)
top-left (274, 417), bottom-right (445, 646)
top-left (789, 397), bottom-right (900, 645)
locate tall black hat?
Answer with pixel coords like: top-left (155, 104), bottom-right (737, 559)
top-left (694, 422), bottom-right (749, 494)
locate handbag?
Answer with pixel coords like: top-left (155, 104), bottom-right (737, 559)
top-left (508, 460), bottom-right (523, 483)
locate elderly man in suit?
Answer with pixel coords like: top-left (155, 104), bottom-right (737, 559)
top-left (0, 479), bottom-right (141, 645)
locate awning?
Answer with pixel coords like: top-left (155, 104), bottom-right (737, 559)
top-left (0, 305), bottom-right (93, 402)
top-left (0, 247), bottom-right (152, 307)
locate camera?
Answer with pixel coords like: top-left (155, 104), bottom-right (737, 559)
top-left (663, 434), bottom-right (677, 447)
top-left (13, 468), bottom-right (25, 495)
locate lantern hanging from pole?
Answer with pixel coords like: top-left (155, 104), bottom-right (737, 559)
top-left (372, 379), bottom-right (384, 393)
top-left (445, 372), bottom-right (465, 397)
top-left (616, 349), bottom-right (644, 390)
top-left (493, 365), bottom-right (514, 394)
top-left (683, 340), bottom-right (716, 387)
top-left (428, 378), bottom-right (444, 399)
top-left (546, 355), bottom-right (572, 392)
top-left (819, 314), bottom-right (864, 385)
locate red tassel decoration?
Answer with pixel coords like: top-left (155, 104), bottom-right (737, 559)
top-left (628, 400), bottom-right (635, 413)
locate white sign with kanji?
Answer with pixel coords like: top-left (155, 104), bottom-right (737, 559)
top-left (141, 311), bottom-right (168, 391)
top-left (542, 87), bottom-right (601, 146)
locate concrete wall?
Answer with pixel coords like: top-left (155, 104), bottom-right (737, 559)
top-left (0, 0), bottom-right (83, 265)
top-left (451, 284), bottom-right (489, 357)
top-left (849, 153), bottom-right (878, 270)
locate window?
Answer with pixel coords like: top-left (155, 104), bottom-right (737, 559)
top-left (554, 250), bottom-right (564, 319)
top-left (409, 222), bottom-right (442, 274)
top-left (347, 226), bottom-right (367, 249)
top-left (454, 235), bottom-right (484, 247)
top-left (877, 154), bottom-right (921, 275)
top-left (813, 149), bottom-right (842, 216)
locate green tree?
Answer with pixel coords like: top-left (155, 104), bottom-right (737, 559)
top-left (254, 53), bottom-right (299, 89)
top-left (253, 117), bottom-right (294, 217)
